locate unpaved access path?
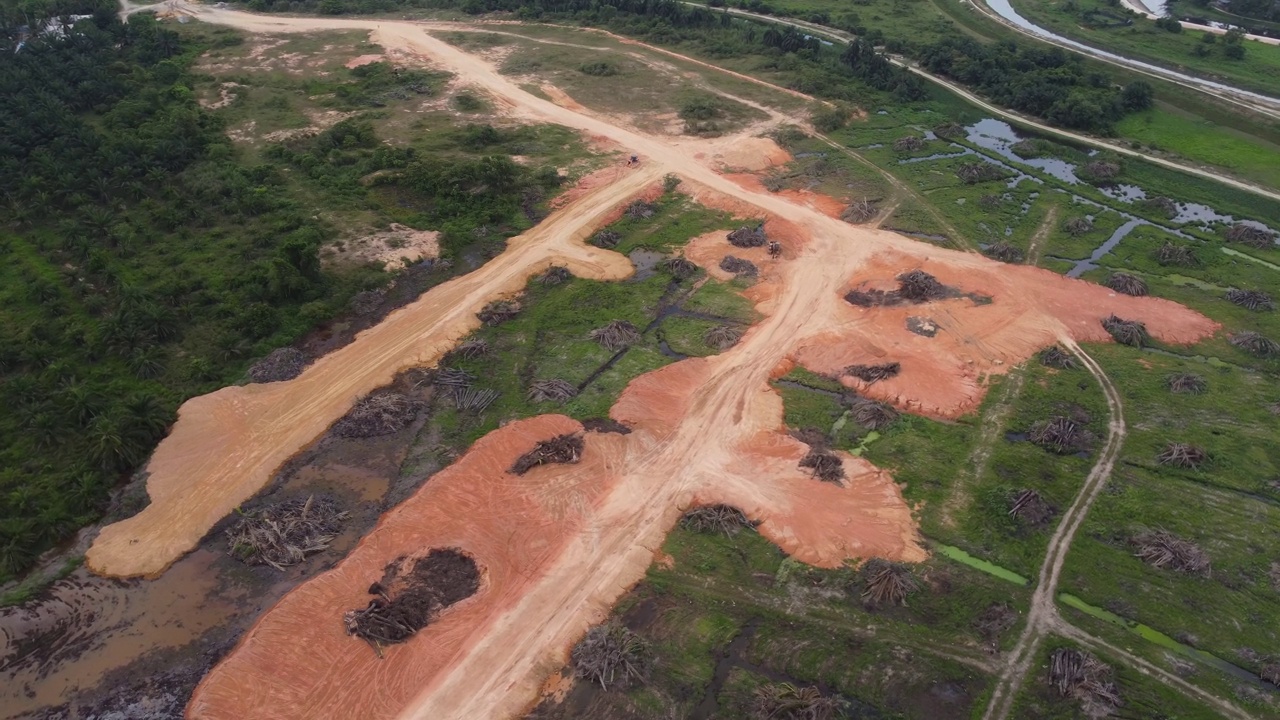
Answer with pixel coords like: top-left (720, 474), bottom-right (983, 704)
top-left (979, 342), bottom-right (1253, 720)
top-left (92, 6), bottom-right (1221, 719)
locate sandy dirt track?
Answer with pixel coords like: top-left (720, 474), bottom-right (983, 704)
top-left (86, 161), bottom-right (659, 578)
top-left (84, 6), bottom-right (1220, 719)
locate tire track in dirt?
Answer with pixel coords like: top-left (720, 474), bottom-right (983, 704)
top-left (980, 340), bottom-right (1125, 720)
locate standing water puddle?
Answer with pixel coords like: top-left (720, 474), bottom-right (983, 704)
top-left (1066, 218), bottom-right (1145, 278)
top-left (934, 543), bottom-right (1266, 683)
top-left (1058, 593), bottom-right (1269, 686)
top-left (964, 119), bottom-right (1082, 184)
top-left (934, 544), bottom-right (1029, 586)
top-left (1222, 246), bottom-right (1280, 272)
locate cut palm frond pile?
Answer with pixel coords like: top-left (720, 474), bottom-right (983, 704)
top-left (1156, 442), bottom-right (1207, 469)
top-left (1140, 196), bottom-right (1177, 218)
top-left (1225, 223), bottom-right (1275, 249)
top-left (984, 241), bottom-right (1023, 263)
top-left (1226, 288), bottom-right (1274, 312)
top-left (248, 347), bottom-right (307, 383)
top-left (859, 558), bottom-right (919, 608)
top-left (1230, 331), bottom-right (1280, 357)
top-left (1165, 373), bottom-right (1206, 394)
top-left (842, 198), bottom-right (878, 223)
top-left (539, 266), bottom-right (572, 286)
top-left (893, 135), bottom-right (924, 152)
top-left (527, 378), bottom-right (578, 403)
top-left (1130, 530), bottom-right (1210, 576)
top-left (344, 549), bottom-right (480, 647)
top-left (933, 122), bottom-right (964, 139)
top-left (451, 387), bottom-right (499, 412)
top-left (845, 395), bottom-right (899, 430)
top-left (751, 684), bottom-right (840, 720)
top-left (680, 504), bottom-right (756, 536)
top-left (1048, 648), bottom-right (1122, 718)
top-left (1082, 160), bottom-right (1121, 180)
top-left (571, 622), bottom-right (651, 690)
top-left (625, 200), bottom-right (656, 219)
top-left (727, 224), bottom-right (767, 248)
top-left (661, 257), bottom-right (698, 280)
top-left (705, 325), bottom-right (743, 351)
top-left (896, 269), bottom-right (946, 302)
top-left (1155, 241), bottom-right (1196, 266)
top-left (1102, 315), bottom-right (1149, 347)
top-left (1039, 346), bottom-right (1077, 369)
top-left (434, 367), bottom-right (475, 388)
top-left (225, 495), bottom-right (349, 570)
top-left (844, 362), bottom-right (900, 383)
top-left (720, 255), bottom-right (758, 277)
top-left (800, 449), bottom-right (845, 484)
top-left (956, 162), bottom-right (1004, 184)
top-left (1106, 272), bottom-right (1148, 297)
top-left (444, 339), bottom-right (490, 363)
top-left (333, 392), bottom-right (422, 438)
top-left (510, 433), bottom-right (584, 475)
top-left (1030, 416), bottom-right (1085, 455)
top-left (1064, 216), bottom-right (1093, 236)
top-left (591, 229), bottom-right (621, 249)
top-left (477, 299), bottom-right (520, 326)
top-left (1009, 489), bottom-right (1055, 528)
top-left (589, 319), bottom-right (642, 352)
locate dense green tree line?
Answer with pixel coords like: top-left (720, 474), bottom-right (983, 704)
top-left (0, 0), bottom-right (578, 579)
top-left (917, 38), bottom-right (1152, 131)
top-left (0, 3), bottom-right (346, 578)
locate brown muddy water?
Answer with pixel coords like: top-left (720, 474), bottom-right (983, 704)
top-left (0, 378), bottom-right (442, 720)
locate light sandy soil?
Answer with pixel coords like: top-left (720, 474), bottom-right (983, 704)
top-left (344, 53), bottom-right (383, 68)
top-left (92, 6), bottom-right (1220, 719)
top-left (331, 223), bottom-right (440, 271)
top-left (200, 81), bottom-right (243, 109)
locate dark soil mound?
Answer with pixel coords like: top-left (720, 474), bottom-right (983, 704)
top-left (720, 255), bottom-right (758, 277)
top-left (344, 548), bottom-right (481, 647)
top-left (727, 224), bottom-right (767, 248)
top-left (248, 347), bottom-right (307, 383)
top-left (332, 392), bottom-right (423, 438)
top-left (582, 417), bottom-right (631, 434)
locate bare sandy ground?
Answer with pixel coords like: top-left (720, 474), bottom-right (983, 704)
top-left (335, 223), bottom-right (440, 271)
top-left (86, 6), bottom-right (1219, 719)
top-left (87, 163), bottom-right (658, 579)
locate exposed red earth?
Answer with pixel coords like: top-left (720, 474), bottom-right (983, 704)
top-left (67, 6), bottom-right (1220, 719)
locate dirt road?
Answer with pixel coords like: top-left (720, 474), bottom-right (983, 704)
top-left (87, 6), bottom-right (1220, 718)
top-left (87, 161), bottom-right (659, 578)
top-left (980, 342), bottom-right (1253, 720)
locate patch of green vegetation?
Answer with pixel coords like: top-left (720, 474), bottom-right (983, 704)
top-left (658, 315), bottom-right (721, 357)
top-left (1009, 636), bottom-right (1226, 719)
top-left (1116, 108), bottom-right (1280, 192)
top-left (543, 524), bottom-right (1024, 718)
top-left (1042, 205), bottom-right (1128, 261)
top-left (1056, 342), bottom-right (1280, 681)
top-left (426, 198), bottom-right (731, 449)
